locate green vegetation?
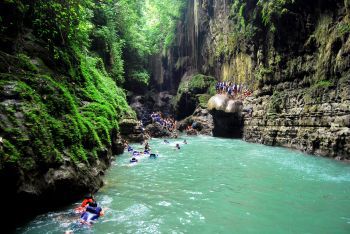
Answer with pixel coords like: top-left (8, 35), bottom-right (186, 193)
top-left (220, 0), bottom-right (295, 59)
top-left (90, 0), bottom-right (185, 87)
top-left (258, 0), bottom-right (295, 32)
top-left (313, 80), bottom-right (333, 89)
top-left (197, 94), bottom-right (212, 108)
top-left (175, 74), bottom-right (216, 106)
top-left (177, 74), bottom-right (217, 96)
top-left (304, 80), bottom-right (334, 104)
top-left (268, 91), bottom-right (284, 114)
top-left (337, 22), bottom-right (350, 35)
top-left (0, 0), bottom-right (184, 170)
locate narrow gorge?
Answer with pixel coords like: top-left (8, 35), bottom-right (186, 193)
top-left (151, 0), bottom-right (350, 159)
top-left (0, 0), bottom-right (349, 232)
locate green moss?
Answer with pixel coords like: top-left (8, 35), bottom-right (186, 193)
top-left (1, 138), bottom-right (20, 163)
top-left (337, 22), bottom-right (350, 35)
top-left (0, 49), bottom-right (134, 169)
top-left (268, 91), bottom-right (284, 114)
top-left (314, 15), bottom-right (333, 46)
top-left (17, 54), bottom-right (38, 73)
top-left (313, 80), bottom-right (333, 88)
top-left (176, 74), bottom-right (216, 103)
top-left (175, 74), bottom-right (217, 111)
top-left (197, 94), bottom-right (212, 108)
top-left (188, 74), bottom-right (217, 93)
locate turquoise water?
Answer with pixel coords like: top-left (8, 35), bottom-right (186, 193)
top-left (17, 136), bottom-right (350, 234)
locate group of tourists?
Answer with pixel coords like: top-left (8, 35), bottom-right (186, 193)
top-left (126, 140), bottom-right (158, 163)
top-left (150, 112), bottom-right (177, 132)
top-left (215, 82), bottom-right (252, 99)
top-left (67, 138), bottom-right (188, 231)
top-left (127, 138), bottom-right (187, 164)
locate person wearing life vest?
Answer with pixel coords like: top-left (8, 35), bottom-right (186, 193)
top-left (80, 202), bottom-right (104, 225)
top-left (75, 194), bottom-right (94, 213)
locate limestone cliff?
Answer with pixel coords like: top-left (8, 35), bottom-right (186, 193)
top-left (0, 1), bottom-right (136, 228)
top-left (158, 0), bottom-right (350, 159)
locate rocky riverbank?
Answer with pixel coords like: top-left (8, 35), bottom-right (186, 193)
top-left (149, 0), bottom-right (350, 160)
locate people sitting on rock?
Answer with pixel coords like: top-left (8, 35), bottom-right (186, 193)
top-left (150, 112), bottom-right (177, 132)
top-left (186, 125), bottom-right (192, 131)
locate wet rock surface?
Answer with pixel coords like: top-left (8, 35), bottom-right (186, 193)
top-left (119, 118), bottom-right (147, 143)
top-left (243, 81), bottom-right (350, 159)
top-left (129, 91), bottom-right (175, 123)
top-left (177, 107), bottom-right (214, 135)
top-left (156, 0), bottom-right (350, 159)
top-left (145, 122), bottom-right (173, 138)
top-left (206, 95), bottom-right (244, 137)
top-left (0, 133), bottom-right (124, 230)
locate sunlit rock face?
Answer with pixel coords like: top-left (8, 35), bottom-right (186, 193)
top-left (207, 95), bottom-right (228, 112)
top-left (160, 0), bottom-right (349, 159)
top-left (208, 95), bottom-right (243, 114)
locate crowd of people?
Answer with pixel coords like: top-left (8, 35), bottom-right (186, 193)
top-left (64, 135), bottom-right (188, 233)
top-left (215, 82), bottom-right (252, 99)
top-left (126, 138), bottom-right (187, 163)
top-left (150, 112), bottom-right (177, 132)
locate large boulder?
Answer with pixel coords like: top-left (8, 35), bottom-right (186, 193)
top-left (175, 74), bottom-right (216, 119)
top-left (208, 94), bottom-right (243, 113)
top-left (145, 122), bottom-right (173, 138)
top-left (208, 94), bottom-right (229, 111)
top-left (128, 91), bottom-right (175, 125)
top-left (177, 107), bottom-right (214, 135)
top-left (119, 118), bottom-right (147, 143)
top-left (207, 95), bottom-right (244, 138)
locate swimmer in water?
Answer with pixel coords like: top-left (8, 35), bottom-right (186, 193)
top-left (145, 142), bottom-right (151, 151)
top-left (164, 139), bottom-right (169, 144)
top-left (183, 140), bottom-right (187, 144)
top-left (75, 194), bottom-right (95, 214)
top-left (175, 143), bottom-right (180, 150)
top-left (130, 157), bottom-right (138, 163)
top-left (80, 202), bottom-right (105, 226)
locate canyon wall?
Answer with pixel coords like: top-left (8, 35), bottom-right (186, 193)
top-left (158, 0), bottom-right (350, 159)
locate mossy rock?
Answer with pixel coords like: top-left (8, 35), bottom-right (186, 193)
top-left (175, 74), bottom-right (216, 119)
top-left (177, 74), bottom-right (216, 96)
top-left (197, 94), bottom-right (212, 108)
top-left (0, 50), bottom-right (134, 171)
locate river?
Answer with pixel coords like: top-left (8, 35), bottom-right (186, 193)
top-left (17, 136), bottom-right (350, 233)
